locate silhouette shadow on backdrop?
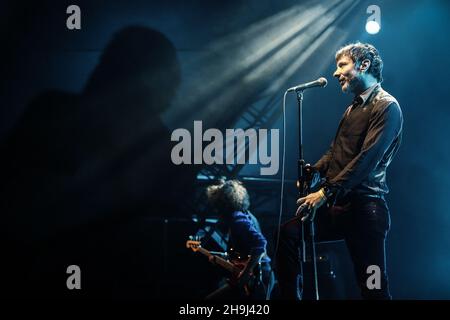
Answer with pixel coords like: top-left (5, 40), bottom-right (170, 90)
top-left (1, 26), bottom-right (199, 298)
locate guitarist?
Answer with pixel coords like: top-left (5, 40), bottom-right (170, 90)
top-left (204, 179), bottom-right (274, 300)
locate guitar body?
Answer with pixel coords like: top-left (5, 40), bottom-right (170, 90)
top-left (186, 240), bottom-right (266, 299)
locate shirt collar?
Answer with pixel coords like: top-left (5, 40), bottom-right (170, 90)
top-left (356, 83), bottom-right (380, 106)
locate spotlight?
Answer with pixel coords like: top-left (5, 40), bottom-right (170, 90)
top-left (365, 20), bottom-right (380, 34)
top-left (366, 5), bottom-right (381, 34)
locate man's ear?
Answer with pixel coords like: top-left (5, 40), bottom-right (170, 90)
top-left (359, 59), bottom-right (371, 73)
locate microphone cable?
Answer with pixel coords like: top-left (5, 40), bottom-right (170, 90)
top-left (273, 90), bottom-right (288, 263)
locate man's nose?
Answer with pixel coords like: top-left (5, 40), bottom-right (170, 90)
top-left (333, 70), bottom-right (340, 78)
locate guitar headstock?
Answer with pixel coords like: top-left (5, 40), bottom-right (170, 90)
top-left (186, 240), bottom-right (202, 252)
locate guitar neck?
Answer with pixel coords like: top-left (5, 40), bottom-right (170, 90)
top-left (197, 247), bottom-right (239, 273)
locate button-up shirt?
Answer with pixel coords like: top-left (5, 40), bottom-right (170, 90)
top-left (314, 84), bottom-right (403, 198)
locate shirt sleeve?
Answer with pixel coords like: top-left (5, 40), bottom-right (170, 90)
top-left (314, 142), bottom-right (334, 176)
top-left (229, 214), bottom-right (267, 257)
top-left (328, 101), bottom-right (403, 192)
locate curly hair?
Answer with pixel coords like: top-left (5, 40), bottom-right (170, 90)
top-left (335, 42), bottom-right (383, 82)
top-left (206, 179), bottom-right (250, 215)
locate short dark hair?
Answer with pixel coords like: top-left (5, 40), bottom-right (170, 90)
top-left (335, 42), bottom-right (383, 82)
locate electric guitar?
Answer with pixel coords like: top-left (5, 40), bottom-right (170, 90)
top-left (185, 240), bottom-right (262, 296)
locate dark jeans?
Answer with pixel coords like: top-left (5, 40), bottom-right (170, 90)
top-left (275, 195), bottom-right (391, 300)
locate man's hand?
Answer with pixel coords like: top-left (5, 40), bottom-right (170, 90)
top-left (296, 188), bottom-right (327, 221)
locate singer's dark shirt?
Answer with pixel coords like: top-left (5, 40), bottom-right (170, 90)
top-left (314, 84), bottom-right (403, 198)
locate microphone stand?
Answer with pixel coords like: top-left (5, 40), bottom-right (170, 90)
top-left (295, 89), bottom-right (319, 301)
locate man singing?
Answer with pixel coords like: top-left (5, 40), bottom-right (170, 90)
top-left (276, 42), bottom-right (403, 299)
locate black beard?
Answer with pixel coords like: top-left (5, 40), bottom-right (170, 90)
top-left (348, 75), bottom-right (366, 95)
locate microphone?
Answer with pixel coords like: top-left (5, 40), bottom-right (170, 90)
top-left (287, 77), bottom-right (328, 92)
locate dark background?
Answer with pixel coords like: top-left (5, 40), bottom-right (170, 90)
top-left (1, 0), bottom-right (450, 299)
